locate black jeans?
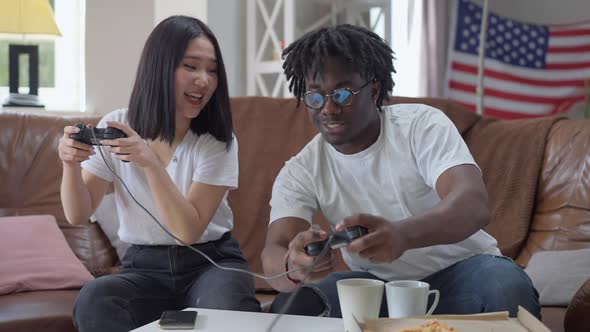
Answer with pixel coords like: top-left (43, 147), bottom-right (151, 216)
top-left (73, 233), bottom-right (261, 332)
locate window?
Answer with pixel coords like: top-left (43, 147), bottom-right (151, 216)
top-left (0, 0), bottom-right (85, 111)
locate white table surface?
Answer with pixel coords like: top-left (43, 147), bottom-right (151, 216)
top-left (131, 308), bottom-right (345, 332)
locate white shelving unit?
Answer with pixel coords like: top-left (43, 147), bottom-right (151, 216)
top-left (247, 0), bottom-right (391, 97)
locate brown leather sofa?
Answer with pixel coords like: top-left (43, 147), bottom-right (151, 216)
top-left (1, 96), bottom-right (589, 332)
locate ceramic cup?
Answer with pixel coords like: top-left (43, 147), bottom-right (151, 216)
top-left (385, 280), bottom-right (439, 318)
top-left (337, 278), bottom-right (385, 332)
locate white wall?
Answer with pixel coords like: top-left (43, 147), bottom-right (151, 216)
top-left (155, 0), bottom-right (207, 25)
top-left (207, 0), bottom-right (246, 97)
top-left (85, 0), bottom-right (590, 112)
top-left (85, 0), bottom-right (207, 114)
top-left (473, 0), bottom-right (590, 24)
top-left (85, 0), bottom-right (153, 114)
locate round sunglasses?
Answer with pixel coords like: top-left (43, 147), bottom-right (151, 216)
top-left (302, 79), bottom-right (374, 110)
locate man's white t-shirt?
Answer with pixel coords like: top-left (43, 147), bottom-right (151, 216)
top-left (82, 109), bottom-right (238, 245)
top-left (270, 103), bottom-right (501, 281)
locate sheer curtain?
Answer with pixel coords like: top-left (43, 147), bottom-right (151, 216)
top-left (391, 0), bottom-right (452, 98)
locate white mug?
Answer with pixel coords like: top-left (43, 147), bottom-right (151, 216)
top-left (385, 280), bottom-right (439, 318)
top-left (337, 278), bottom-right (384, 332)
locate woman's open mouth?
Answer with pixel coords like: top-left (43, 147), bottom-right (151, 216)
top-left (184, 92), bottom-right (203, 105)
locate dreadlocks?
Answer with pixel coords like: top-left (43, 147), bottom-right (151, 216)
top-left (282, 24), bottom-right (396, 110)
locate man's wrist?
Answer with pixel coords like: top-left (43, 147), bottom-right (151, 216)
top-left (285, 255), bottom-right (301, 285)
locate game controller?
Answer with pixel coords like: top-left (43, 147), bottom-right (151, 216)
top-left (305, 226), bottom-right (368, 256)
top-left (71, 124), bottom-right (127, 145)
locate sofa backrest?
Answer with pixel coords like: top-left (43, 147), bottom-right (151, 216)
top-left (228, 97), bottom-right (321, 289)
top-left (388, 97), bottom-right (552, 258)
top-left (228, 96), bottom-right (589, 290)
top-left (386, 97), bottom-right (588, 263)
top-left (2, 97), bottom-right (588, 285)
top-left (0, 111), bottom-right (117, 276)
top-left (517, 119), bottom-right (590, 266)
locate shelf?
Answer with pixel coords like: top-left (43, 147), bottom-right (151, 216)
top-left (246, 0), bottom-right (391, 97)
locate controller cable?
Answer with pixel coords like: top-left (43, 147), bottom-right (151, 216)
top-left (90, 129), bottom-right (335, 331)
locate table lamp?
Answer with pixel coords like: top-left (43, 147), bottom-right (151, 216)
top-left (0, 0), bottom-right (61, 107)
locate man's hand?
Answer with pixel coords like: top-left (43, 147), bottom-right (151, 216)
top-left (336, 213), bottom-right (407, 263)
top-left (286, 225), bottom-right (334, 283)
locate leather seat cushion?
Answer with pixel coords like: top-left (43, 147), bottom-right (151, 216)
top-left (0, 290), bottom-right (79, 332)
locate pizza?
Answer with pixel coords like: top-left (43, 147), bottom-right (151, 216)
top-left (398, 319), bottom-right (456, 332)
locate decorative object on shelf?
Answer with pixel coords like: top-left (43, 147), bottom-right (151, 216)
top-left (0, 0), bottom-right (61, 108)
top-left (447, 0), bottom-right (590, 119)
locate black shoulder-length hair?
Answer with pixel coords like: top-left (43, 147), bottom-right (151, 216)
top-left (128, 15), bottom-right (233, 149)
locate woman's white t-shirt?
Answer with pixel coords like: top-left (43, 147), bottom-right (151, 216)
top-left (270, 103), bottom-right (500, 281)
top-left (82, 109), bottom-right (238, 245)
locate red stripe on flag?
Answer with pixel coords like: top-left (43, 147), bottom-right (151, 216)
top-left (547, 44), bottom-right (590, 53)
top-left (449, 81), bottom-right (584, 104)
top-left (550, 28), bottom-right (590, 37)
top-left (546, 62), bottom-right (590, 70)
top-left (451, 62), bottom-right (585, 87)
top-left (452, 100), bottom-right (476, 113)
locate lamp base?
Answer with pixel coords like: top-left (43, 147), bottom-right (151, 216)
top-left (3, 93), bottom-right (44, 108)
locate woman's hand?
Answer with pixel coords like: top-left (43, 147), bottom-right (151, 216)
top-left (58, 125), bottom-right (95, 166)
top-left (99, 121), bottom-right (160, 168)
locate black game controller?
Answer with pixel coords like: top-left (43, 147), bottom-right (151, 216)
top-left (305, 226), bottom-right (368, 256)
top-left (70, 124), bottom-right (127, 145)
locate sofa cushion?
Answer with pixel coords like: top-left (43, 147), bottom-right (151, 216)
top-left (524, 249), bottom-right (590, 306)
top-left (540, 307), bottom-right (566, 332)
top-left (0, 290), bottom-right (78, 332)
top-left (0, 215), bottom-right (94, 295)
top-left (0, 112), bottom-right (99, 226)
top-left (0, 111), bottom-right (119, 275)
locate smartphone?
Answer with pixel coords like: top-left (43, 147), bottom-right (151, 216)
top-left (158, 310), bottom-right (197, 330)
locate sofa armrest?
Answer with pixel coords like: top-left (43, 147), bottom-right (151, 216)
top-left (564, 278), bottom-right (590, 332)
top-left (61, 222), bottom-right (119, 276)
top-left (91, 265), bottom-right (122, 278)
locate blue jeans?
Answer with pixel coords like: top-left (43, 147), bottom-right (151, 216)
top-left (73, 233), bottom-right (261, 332)
top-left (270, 254), bottom-right (541, 319)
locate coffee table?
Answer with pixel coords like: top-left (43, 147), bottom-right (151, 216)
top-left (131, 308), bottom-right (344, 332)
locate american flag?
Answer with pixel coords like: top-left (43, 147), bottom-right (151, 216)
top-left (447, 0), bottom-right (590, 119)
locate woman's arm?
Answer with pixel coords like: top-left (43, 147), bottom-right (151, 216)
top-left (144, 165), bottom-right (229, 244)
top-left (61, 166), bottom-right (110, 225)
top-left (59, 125), bottom-right (110, 225)
top-left (101, 121), bottom-right (234, 244)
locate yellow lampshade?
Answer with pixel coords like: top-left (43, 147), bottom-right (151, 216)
top-left (0, 0), bottom-right (61, 36)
